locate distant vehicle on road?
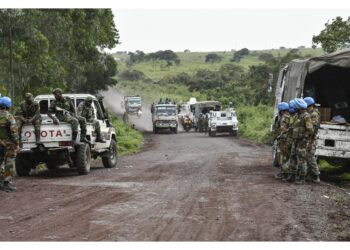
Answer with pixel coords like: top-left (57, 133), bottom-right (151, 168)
top-left (208, 109), bottom-right (238, 137)
top-left (152, 104), bottom-right (178, 134)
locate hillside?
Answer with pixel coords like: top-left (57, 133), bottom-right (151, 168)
top-left (114, 48), bottom-right (324, 82)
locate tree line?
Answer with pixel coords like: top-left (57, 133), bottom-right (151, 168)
top-left (0, 9), bottom-right (119, 102)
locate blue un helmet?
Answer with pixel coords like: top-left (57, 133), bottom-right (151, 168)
top-left (303, 97), bottom-right (315, 107)
top-left (289, 99), bottom-right (297, 114)
top-left (0, 96), bottom-right (12, 109)
top-left (294, 98), bottom-right (307, 110)
top-left (278, 102), bottom-right (289, 112)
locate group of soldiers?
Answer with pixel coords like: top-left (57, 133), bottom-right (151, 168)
top-left (0, 88), bottom-right (105, 192)
top-left (273, 96), bottom-right (321, 185)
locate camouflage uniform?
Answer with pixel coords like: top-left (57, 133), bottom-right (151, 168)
top-left (77, 97), bottom-right (105, 143)
top-left (17, 93), bottom-right (41, 144)
top-left (276, 112), bottom-right (291, 177)
top-left (306, 108), bottom-right (321, 179)
top-left (48, 94), bottom-right (87, 141)
top-left (0, 109), bottom-right (18, 192)
top-left (203, 115), bottom-right (209, 134)
top-left (197, 115), bottom-right (204, 132)
top-left (289, 110), bottom-right (314, 183)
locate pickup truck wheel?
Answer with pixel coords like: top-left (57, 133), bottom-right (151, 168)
top-left (15, 154), bottom-right (32, 176)
top-left (102, 139), bottom-right (118, 168)
top-left (75, 143), bottom-right (91, 175)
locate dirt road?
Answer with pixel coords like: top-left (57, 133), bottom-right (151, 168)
top-left (1, 87), bottom-right (350, 241)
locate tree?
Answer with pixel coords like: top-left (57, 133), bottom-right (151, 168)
top-left (312, 16), bottom-right (350, 53)
top-left (205, 53), bottom-right (222, 63)
top-left (0, 9), bottom-right (119, 99)
top-left (231, 48), bottom-right (250, 62)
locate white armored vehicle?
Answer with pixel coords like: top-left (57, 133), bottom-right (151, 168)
top-left (208, 109), bottom-right (239, 137)
top-left (16, 94), bottom-right (118, 176)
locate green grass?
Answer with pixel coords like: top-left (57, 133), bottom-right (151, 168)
top-left (111, 116), bottom-right (143, 156)
top-left (236, 105), bottom-right (274, 144)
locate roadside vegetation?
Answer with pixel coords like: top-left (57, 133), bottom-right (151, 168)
top-left (111, 116), bottom-right (143, 156)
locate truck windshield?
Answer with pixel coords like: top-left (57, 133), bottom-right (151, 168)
top-left (128, 99), bottom-right (141, 105)
top-left (156, 106), bottom-right (176, 116)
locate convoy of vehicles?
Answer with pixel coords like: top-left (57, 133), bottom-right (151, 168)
top-left (274, 49), bottom-right (350, 161)
top-left (152, 104), bottom-right (178, 134)
top-left (208, 109), bottom-right (238, 137)
top-left (16, 94), bottom-right (118, 176)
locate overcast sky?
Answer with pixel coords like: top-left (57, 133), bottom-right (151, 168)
top-left (112, 9), bottom-right (350, 52)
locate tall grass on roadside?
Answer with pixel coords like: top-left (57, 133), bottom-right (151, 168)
top-left (236, 104), bottom-right (274, 144)
top-left (111, 116), bottom-right (143, 156)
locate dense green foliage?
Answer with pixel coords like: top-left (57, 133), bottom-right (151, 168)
top-left (205, 53), bottom-right (222, 63)
top-left (111, 116), bottom-right (143, 156)
top-left (0, 9), bottom-right (119, 102)
top-left (312, 16), bottom-right (350, 53)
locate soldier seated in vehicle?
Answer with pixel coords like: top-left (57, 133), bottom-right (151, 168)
top-left (77, 96), bottom-right (106, 143)
top-left (47, 88), bottom-right (88, 144)
top-left (17, 93), bottom-right (41, 145)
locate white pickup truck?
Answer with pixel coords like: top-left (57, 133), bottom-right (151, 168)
top-left (208, 109), bottom-right (239, 137)
top-left (15, 94), bottom-right (118, 176)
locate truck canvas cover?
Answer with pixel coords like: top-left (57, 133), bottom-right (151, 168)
top-left (280, 49), bottom-right (350, 123)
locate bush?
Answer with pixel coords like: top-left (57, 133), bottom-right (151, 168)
top-left (119, 69), bottom-right (145, 81)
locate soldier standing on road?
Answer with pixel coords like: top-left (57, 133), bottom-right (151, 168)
top-left (304, 97), bottom-right (321, 183)
top-left (17, 93), bottom-right (41, 145)
top-left (288, 98), bottom-right (314, 185)
top-left (0, 96), bottom-right (18, 192)
top-left (203, 114), bottom-right (209, 134)
top-left (47, 88), bottom-right (88, 144)
top-left (274, 102), bottom-right (290, 180)
top-left (77, 96), bottom-right (106, 143)
top-left (197, 114), bottom-right (204, 132)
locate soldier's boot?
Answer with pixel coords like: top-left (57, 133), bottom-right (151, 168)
top-left (80, 132), bottom-right (90, 143)
top-left (95, 132), bottom-right (106, 143)
top-left (34, 130), bottom-right (41, 144)
top-left (0, 180), bottom-right (16, 192)
top-left (281, 173), bottom-right (289, 181)
top-left (295, 175), bottom-right (306, 185)
top-left (312, 175), bottom-right (321, 184)
top-left (287, 174), bottom-right (296, 183)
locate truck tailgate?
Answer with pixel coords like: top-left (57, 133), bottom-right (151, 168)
top-left (21, 122), bottom-right (73, 149)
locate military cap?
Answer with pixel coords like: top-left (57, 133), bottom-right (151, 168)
top-left (25, 92), bottom-right (34, 101)
top-left (52, 88), bottom-right (63, 94)
top-left (85, 96), bottom-right (93, 102)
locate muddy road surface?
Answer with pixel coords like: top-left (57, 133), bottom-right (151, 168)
top-left (1, 131), bottom-right (350, 241)
top-left (1, 87), bottom-right (350, 241)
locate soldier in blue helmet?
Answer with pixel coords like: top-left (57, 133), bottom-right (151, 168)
top-left (287, 98), bottom-right (314, 185)
top-left (274, 102), bottom-right (291, 180)
top-left (304, 97), bottom-right (321, 183)
top-left (0, 96), bottom-right (18, 192)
